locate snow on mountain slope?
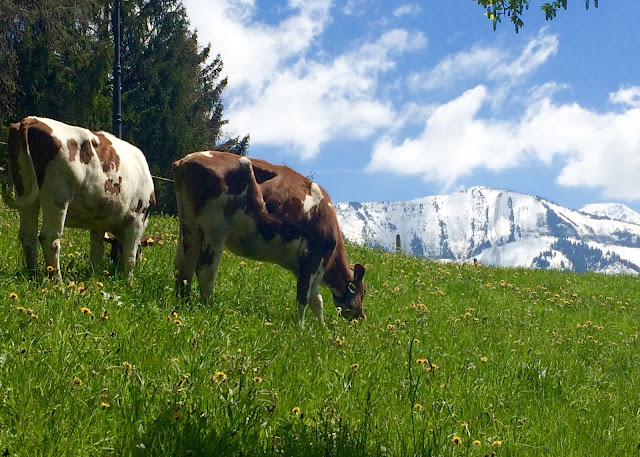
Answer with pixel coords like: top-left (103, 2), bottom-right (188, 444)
top-left (335, 186), bottom-right (640, 274)
top-left (580, 203), bottom-right (640, 226)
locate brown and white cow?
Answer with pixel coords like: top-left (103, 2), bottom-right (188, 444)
top-left (1, 116), bottom-right (155, 281)
top-left (172, 151), bottom-right (366, 324)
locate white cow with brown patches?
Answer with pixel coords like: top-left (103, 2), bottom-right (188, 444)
top-left (2, 116), bottom-right (155, 281)
top-left (172, 150), bottom-right (366, 324)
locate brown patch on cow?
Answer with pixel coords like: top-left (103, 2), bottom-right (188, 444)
top-left (94, 133), bottom-right (120, 173)
top-left (253, 166), bottom-right (277, 184)
top-left (135, 199), bottom-right (144, 213)
top-left (79, 140), bottom-right (93, 164)
top-left (10, 118), bottom-right (63, 190)
top-left (67, 138), bottom-right (78, 162)
top-left (104, 176), bottom-right (122, 194)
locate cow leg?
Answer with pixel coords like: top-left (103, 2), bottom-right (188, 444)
top-left (308, 290), bottom-right (325, 327)
top-left (17, 202), bottom-right (40, 275)
top-left (39, 201), bottom-right (69, 281)
top-left (174, 221), bottom-right (200, 300)
top-left (89, 229), bottom-right (105, 271)
top-left (121, 221), bottom-right (144, 281)
top-left (296, 273), bottom-right (312, 325)
top-left (194, 240), bottom-right (224, 302)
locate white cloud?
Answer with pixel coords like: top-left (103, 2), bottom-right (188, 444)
top-left (367, 85), bottom-right (640, 199)
top-left (610, 86), bottom-right (640, 108)
top-left (409, 28), bottom-right (558, 90)
top-left (183, 0), bottom-right (332, 98)
top-left (230, 29), bottom-right (426, 158)
top-left (393, 4), bottom-right (421, 17)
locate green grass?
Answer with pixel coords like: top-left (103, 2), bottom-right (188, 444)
top-left (1, 204), bottom-right (639, 456)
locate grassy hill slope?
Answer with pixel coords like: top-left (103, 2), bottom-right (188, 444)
top-left (0, 206), bottom-right (639, 456)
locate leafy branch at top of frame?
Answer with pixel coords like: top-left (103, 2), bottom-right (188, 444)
top-left (475, 0), bottom-right (598, 33)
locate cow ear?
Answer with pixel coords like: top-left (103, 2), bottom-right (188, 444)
top-left (353, 263), bottom-right (365, 282)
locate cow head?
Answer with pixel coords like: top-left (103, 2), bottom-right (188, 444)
top-left (332, 263), bottom-right (366, 320)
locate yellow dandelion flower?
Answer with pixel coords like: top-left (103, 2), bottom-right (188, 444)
top-left (212, 371), bottom-right (228, 383)
top-left (414, 403), bottom-right (423, 411)
top-left (291, 407), bottom-right (301, 415)
top-left (472, 440), bottom-right (481, 446)
top-left (480, 356), bottom-right (488, 363)
top-left (413, 338), bottom-right (419, 344)
top-left (461, 422), bottom-right (469, 428)
top-left (335, 337), bottom-right (343, 346)
top-left (101, 310), bottom-right (109, 320)
top-left (451, 436), bottom-right (462, 446)
top-left (174, 319), bottom-right (183, 326)
top-left (16, 306), bottom-right (25, 312)
top-left (352, 363), bottom-right (360, 372)
top-left (46, 265), bottom-right (55, 273)
top-left (386, 324), bottom-right (394, 329)
top-left (101, 402), bottom-right (110, 409)
top-left (264, 321), bottom-right (273, 326)
top-left (73, 377), bottom-right (83, 385)
top-left (96, 281), bottom-right (104, 288)
top-left (492, 440), bottom-right (503, 447)
top-left (9, 292), bottom-right (18, 300)
top-left (172, 311), bottom-right (179, 319)
top-left (122, 361), bottom-right (133, 376)
top-left (80, 307), bottom-right (92, 315)
top-left (254, 376), bottom-right (263, 383)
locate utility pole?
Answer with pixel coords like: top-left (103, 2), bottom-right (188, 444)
top-left (112, 0), bottom-right (122, 138)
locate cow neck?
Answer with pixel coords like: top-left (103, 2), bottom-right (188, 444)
top-left (323, 243), bottom-right (353, 296)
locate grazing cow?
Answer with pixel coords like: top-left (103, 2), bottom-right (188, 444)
top-left (172, 151), bottom-right (366, 324)
top-left (1, 116), bottom-right (155, 281)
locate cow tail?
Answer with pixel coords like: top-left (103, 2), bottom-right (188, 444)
top-left (1, 119), bottom-right (40, 209)
top-left (238, 156), bottom-right (268, 216)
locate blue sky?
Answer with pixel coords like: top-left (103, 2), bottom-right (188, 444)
top-left (182, 0), bottom-right (640, 212)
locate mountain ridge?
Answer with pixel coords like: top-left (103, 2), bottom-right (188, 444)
top-left (335, 186), bottom-right (640, 275)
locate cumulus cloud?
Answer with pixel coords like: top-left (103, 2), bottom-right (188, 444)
top-left (230, 29), bottom-right (426, 158)
top-left (367, 84), bottom-right (640, 199)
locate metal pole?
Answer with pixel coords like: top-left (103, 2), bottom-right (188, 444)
top-left (112, 0), bottom-right (122, 138)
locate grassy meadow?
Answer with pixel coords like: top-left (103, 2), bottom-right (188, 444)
top-left (0, 203), bottom-right (639, 456)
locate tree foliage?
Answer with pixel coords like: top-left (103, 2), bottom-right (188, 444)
top-left (0, 0), bottom-right (248, 212)
top-left (475, 0), bottom-right (598, 33)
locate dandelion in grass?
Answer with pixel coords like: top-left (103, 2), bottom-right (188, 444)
top-left (73, 377), bottom-right (83, 386)
top-left (451, 436), bottom-right (462, 446)
top-left (80, 307), bottom-right (92, 315)
top-left (264, 321), bottom-right (273, 326)
top-left (291, 407), bottom-right (301, 416)
top-left (387, 324), bottom-right (394, 330)
top-left (254, 377), bottom-right (263, 383)
top-left (47, 265), bottom-right (55, 273)
top-left (335, 337), bottom-right (343, 346)
top-left (352, 363), bottom-right (359, 373)
top-left (16, 306), bottom-right (25, 312)
top-left (123, 362), bottom-right (134, 376)
top-left (480, 356), bottom-right (488, 363)
top-left (96, 281), bottom-right (104, 288)
top-left (461, 422), bottom-right (469, 428)
top-left (414, 403), bottom-right (423, 411)
top-left (101, 402), bottom-right (110, 409)
top-left (212, 371), bottom-right (228, 383)
top-left (9, 292), bottom-right (18, 300)
top-left (413, 338), bottom-right (419, 344)
top-left (101, 309), bottom-right (109, 320)
top-left (472, 440), bottom-right (481, 446)
top-left (492, 440), bottom-right (503, 447)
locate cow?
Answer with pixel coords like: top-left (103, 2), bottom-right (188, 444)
top-left (172, 150), bottom-right (366, 325)
top-left (1, 116), bottom-right (155, 281)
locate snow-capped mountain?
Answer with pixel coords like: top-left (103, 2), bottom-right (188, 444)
top-left (335, 186), bottom-right (640, 274)
top-left (580, 203), bottom-right (640, 226)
